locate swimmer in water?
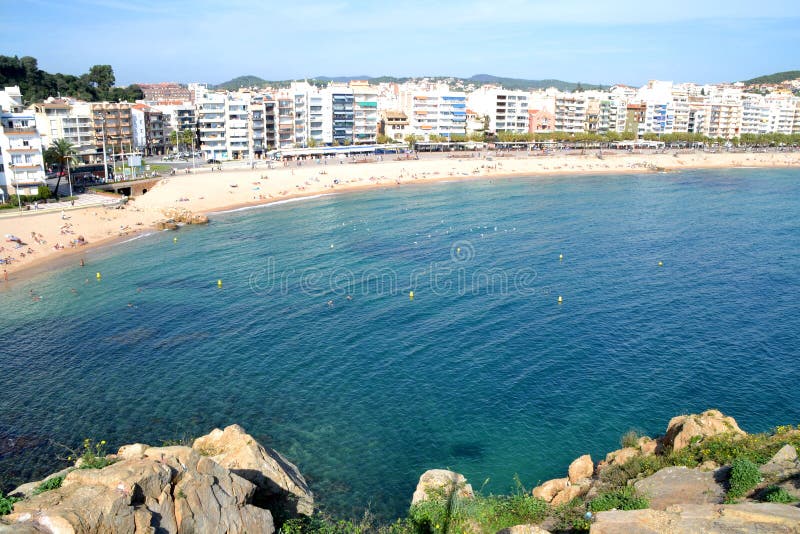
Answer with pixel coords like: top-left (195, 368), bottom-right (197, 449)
top-left (346, 295), bottom-right (352, 301)
top-left (327, 300), bottom-right (334, 307)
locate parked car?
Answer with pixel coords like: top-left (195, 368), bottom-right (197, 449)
top-left (207, 158), bottom-right (221, 164)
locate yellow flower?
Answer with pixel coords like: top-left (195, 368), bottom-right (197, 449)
top-left (100, 440), bottom-right (106, 445)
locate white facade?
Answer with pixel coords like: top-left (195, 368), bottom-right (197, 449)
top-left (401, 86), bottom-right (467, 139)
top-left (467, 87), bottom-right (530, 133)
top-left (1, 86), bottom-right (47, 199)
top-left (31, 99), bottom-right (95, 162)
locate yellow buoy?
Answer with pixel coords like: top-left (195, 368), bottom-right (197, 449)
top-left (559, 253), bottom-right (563, 261)
top-left (217, 279), bottom-right (223, 288)
top-left (173, 237), bottom-right (178, 243)
top-left (330, 244), bottom-right (334, 249)
top-left (96, 272), bottom-right (101, 279)
top-left (409, 290), bottom-right (414, 301)
top-left (557, 295), bottom-right (563, 304)
top-left (658, 261), bottom-right (663, 267)
top-left (457, 247), bottom-right (461, 254)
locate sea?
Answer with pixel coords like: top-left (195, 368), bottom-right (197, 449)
top-left (1, 168), bottom-right (799, 520)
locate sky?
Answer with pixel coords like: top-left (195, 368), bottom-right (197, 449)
top-left (1, 0), bottom-right (799, 87)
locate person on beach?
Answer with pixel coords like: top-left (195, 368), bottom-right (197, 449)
top-left (80, 258), bottom-right (85, 267)
top-left (3, 269), bottom-right (7, 282)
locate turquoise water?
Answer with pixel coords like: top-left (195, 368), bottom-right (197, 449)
top-left (2, 169), bottom-right (799, 519)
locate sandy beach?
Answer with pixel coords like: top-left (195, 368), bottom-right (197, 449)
top-left (1, 149), bottom-right (798, 282)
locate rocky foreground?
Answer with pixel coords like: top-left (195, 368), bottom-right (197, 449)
top-left (2, 410), bottom-right (800, 533)
top-left (0, 425), bottom-right (312, 533)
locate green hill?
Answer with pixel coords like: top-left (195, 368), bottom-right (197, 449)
top-left (743, 70), bottom-right (800, 85)
top-left (212, 75), bottom-right (270, 90)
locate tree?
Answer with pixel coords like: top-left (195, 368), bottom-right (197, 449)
top-left (44, 138), bottom-right (77, 200)
top-left (404, 134), bottom-right (418, 149)
top-left (88, 65), bottom-right (115, 96)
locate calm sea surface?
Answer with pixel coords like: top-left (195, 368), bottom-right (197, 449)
top-left (2, 168), bottom-right (799, 519)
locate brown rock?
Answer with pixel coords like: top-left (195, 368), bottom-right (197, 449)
top-left (550, 484), bottom-right (587, 506)
top-left (411, 469), bottom-right (474, 505)
top-left (568, 454), bottom-right (594, 483)
top-left (759, 444), bottom-right (799, 479)
top-left (605, 447), bottom-right (639, 466)
top-left (633, 466), bottom-right (725, 510)
top-left (637, 437), bottom-right (658, 456)
top-left (532, 478), bottom-right (569, 503)
top-left (662, 409), bottom-right (745, 452)
top-left (591, 503), bottom-right (800, 534)
top-left (192, 424), bottom-right (314, 516)
top-left (190, 213), bottom-right (209, 224)
top-left (117, 443), bottom-right (148, 460)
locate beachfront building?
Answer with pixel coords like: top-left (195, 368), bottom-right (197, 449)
top-left (352, 81), bottom-right (379, 144)
top-left (528, 109), bottom-right (554, 133)
top-left (0, 86), bottom-right (47, 201)
top-left (554, 94), bottom-right (587, 133)
top-left (467, 87), bottom-right (529, 134)
top-left (30, 98), bottom-right (96, 163)
top-left (225, 93), bottom-right (250, 160)
top-left (91, 102), bottom-right (134, 159)
top-left (132, 104), bottom-right (167, 156)
top-left (401, 86), bottom-right (467, 140)
top-left (196, 90), bottom-right (227, 160)
top-left (331, 87), bottom-right (354, 146)
top-left (379, 110), bottom-right (409, 141)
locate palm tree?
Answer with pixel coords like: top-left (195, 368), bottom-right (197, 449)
top-left (44, 138), bottom-right (77, 200)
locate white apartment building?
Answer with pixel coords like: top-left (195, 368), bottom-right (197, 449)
top-left (554, 93), bottom-right (587, 133)
top-left (467, 87), bottom-right (530, 133)
top-left (226, 93), bottom-right (250, 160)
top-left (0, 86), bottom-right (46, 200)
top-left (30, 98), bottom-right (95, 162)
top-left (352, 82), bottom-right (378, 144)
top-left (197, 91), bottom-right (226, 160)
top-left (401, 86), bottom-right (467, 140)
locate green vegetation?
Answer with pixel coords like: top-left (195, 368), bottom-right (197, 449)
top-left (0, 491), bottom-right (21, 516)
top-left (0, 55), bottom-right (143, 103)
top-left (589, 487), bottom-right (649, 512)
top-left (743, 70), bottom-right (800, 85)
top-left (32, 475), bottom-right (65, 496)
top-left (66, 438), bottom-right (115, 470)
top-left (620, 430), bottom-right (641, 449)
top-left (761, 486), bottom-right (795, 504)
top-left (725, 459), bottom-right (762, 501)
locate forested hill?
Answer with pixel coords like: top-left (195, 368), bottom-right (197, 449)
top-left (0, 55), bottom-right (143, 103)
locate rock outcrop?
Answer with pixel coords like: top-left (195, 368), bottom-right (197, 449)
top-left (411, 469), bottom-right (474, 505)
top-left (633, 466), bottom-right (726, 510)
top-left (591, 503), bottom-right (800, 533)
top-left (191, 424), bottom-right (314, 517)
top-left (2, 426), bottom-right (309, 533)
top-left (568, 454), bottom-right (594, 483)
top-left (662, 409), bottom-right (745, 451)
top-left (532, 454), bottom-right (594, 506)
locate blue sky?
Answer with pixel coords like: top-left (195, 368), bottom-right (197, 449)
top-left (2, 0), bottom-right (799, 86)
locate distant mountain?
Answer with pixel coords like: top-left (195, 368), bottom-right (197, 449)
top-left (213, 74), bottom-right (607, 92)
top-left (743, 70), bottom-right (800, 85)
top-left (212, 75), bottom-right (269, 90)
top-left (467, 74), bottom-right (606, 91)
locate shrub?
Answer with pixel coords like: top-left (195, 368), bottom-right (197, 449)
top-left (0, 491), bottom-right (21, 516)
top-left (761, 485), bottom-right (795, 504)
top-left (726, 458), bottom-right (761, 501)
top-left (620, 430), bottom-right (641, 449)
top-left (550, 498), bottom-right (591, 533)
top-left (589, 486), bottom-right (650, 512)
top-left (63, 438), bottom-right (115, 470)
top-left (32, 474), bottom-right (65, 495)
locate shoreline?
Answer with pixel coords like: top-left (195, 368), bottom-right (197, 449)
top-left (1, 150), bottom-right (798, 285)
